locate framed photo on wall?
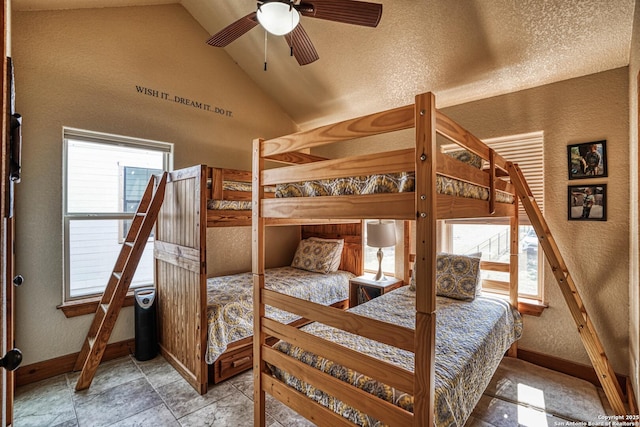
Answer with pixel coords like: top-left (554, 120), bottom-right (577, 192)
top-left (567, 140), bottom-right (607, 180)
top-left (568, 184), bottom-right (606, 221)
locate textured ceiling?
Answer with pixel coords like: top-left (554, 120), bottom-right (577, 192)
top-left (12, 0), bottom-right (637, 129)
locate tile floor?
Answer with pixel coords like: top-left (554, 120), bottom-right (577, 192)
top-left (13, 355), bottom-right (612, 426)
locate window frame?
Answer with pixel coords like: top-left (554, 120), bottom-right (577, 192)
top-left (440, 131), bottom-right (545, 302)
top-left (442, 220), bottom-right (544, 301)
top-left (62, 128), bottom-right (173, 303)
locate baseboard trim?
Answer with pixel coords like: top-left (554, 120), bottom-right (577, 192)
top-left (15, 339), bottom-right (135, 387)
top-left (517, 348), bottom-right (632, 405)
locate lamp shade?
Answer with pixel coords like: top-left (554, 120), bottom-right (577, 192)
top-left (366, 221), bottom-right (396, 248)
top-left (257, 1), bottom-right (300, 36)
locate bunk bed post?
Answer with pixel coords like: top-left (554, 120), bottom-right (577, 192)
top-left (508, 198), bottom-right (519, 357)
top-left (211, 167), bottom-right (223, 200)
top-left (403, 221), bottom-right (412, 284)
top-left (414, 92), bottom-right (437, 427)
top-left (488, 150), bottom-right (496, 215)
top-left (252, 138), bottom-right (267, 427)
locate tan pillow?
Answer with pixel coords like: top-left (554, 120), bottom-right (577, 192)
top-left (307, 237), bottom-right (344, 272)
top-left (291, 238), bottom-right (343, 274)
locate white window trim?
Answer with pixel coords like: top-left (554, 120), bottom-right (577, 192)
top-left (62, 128), bottom-right (173, 302)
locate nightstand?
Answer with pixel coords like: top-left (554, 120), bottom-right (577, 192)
top-left (349, 275), bottom-right (404, 307)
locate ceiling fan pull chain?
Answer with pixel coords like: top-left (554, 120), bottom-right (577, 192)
top-left (264, 29), bottom-right (268, 71)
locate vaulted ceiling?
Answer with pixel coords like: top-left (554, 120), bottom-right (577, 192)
top-left (12, 0), bottom-right (637, 129)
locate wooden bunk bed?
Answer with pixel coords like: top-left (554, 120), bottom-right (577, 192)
top-left (153, 165), bottom-right (363, 395)
top-left (252, 91), bottom-right (626, 426)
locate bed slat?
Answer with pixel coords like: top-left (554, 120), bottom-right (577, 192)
top-left (436, 151), bottom-right (513, 194)
top-left (263, 346), bottom-right (414, 426)
top-left (262, 317), bottom-right (414, 394)
top-left (221, 168), bottom-right (252, 182)
top-left (266, 151), bottom-right (328, 165)
top-left (261, 105), bottom-right (415, 157)
top-left (262, 373), bottom-right (355, 427)
top-left (262, 148), bottom-right (414, 185)
top-left (262, 290), bottom-right (415, 352)
top-left (436, 193), bottom-right (514, 219)
top-left (263, 193), bottom-right (415, 220)
top-left (262, 191), bottom-right (514, 221)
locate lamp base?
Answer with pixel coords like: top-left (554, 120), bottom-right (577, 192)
top-left (374, 247), bottom-right (387, 281)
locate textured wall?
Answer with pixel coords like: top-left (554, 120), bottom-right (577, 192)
top-left (444, 68), bottom-right (630, 374)
top-left (317, 68), bottom-right (630, 374)
top-left (11, 4), bottom-right (297, 365)
top-left (205, 227), bottom-right (300, 278)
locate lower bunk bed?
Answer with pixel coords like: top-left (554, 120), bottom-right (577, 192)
top-left (205, 266), bottom-right (353, 383)
top-left (154, 164), bottom-right (363, 394)
top-left (269, 277), bottom-right (522, 427)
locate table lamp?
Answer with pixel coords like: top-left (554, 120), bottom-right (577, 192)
top-left (366, 220), bottom-right (396, 281)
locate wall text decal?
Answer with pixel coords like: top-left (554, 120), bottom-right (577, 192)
top-left (135, 85), bottom-right (233, 118)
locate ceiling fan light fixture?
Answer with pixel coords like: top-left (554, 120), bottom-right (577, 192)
top-left (257, 1), bottom-right (300, 36)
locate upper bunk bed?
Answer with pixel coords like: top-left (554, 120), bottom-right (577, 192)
top-left (204, 165), bottom-right (267, 226)
top-left (251, 92), bottom-right (521, 426)
top-left (251, 91), bottom-right (627, 425)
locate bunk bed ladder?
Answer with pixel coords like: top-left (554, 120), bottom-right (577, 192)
top-left (73, 172), bottom-right (168, 391)
top-left (507, 162), bottom-right (626, 415)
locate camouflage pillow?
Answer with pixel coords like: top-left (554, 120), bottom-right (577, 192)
top-left (291, 239), bottom-right (343, 274)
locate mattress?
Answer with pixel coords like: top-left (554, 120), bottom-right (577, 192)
top-left (206, 199), bottom-right (251, 210)
top-left (275, 172), bottom-right (514, 204)
top-left (270, 286), bottom-right (523, 427)
top-left (207, 180), bottom-right (274, 211)
top-left (205, 266), bottom-right (353, 364)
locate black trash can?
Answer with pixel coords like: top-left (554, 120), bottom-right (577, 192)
top-left (134, 287), bottom-right (158, 361)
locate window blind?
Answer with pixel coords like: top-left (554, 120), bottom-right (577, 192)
top-left (442, 131), bottom-right (544, 224)
top-left (483, 131), bottom-right (544, 223)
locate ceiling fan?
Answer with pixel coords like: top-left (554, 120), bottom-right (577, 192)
top-left (206, 0), bottom-right (383, 66)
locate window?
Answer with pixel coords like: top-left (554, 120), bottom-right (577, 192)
top-left (443, 132), bottom-right (544, 300)
top-left (446, 222), bottom-right (540, 298)
top-left (63, 128), bottom-right (173, 301)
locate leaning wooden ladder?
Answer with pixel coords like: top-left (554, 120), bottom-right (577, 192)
top-left (74, 172), bottom-right (168, 391)
top-left (507, 162), bottom-right (626, 414)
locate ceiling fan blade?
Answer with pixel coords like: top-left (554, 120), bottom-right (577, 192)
top-left (206, 12), bottom-right (259, 47)
top-left (284, 24), bottom-right (319, 66)
top-left (297, 0), bottom-right (382, 28)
